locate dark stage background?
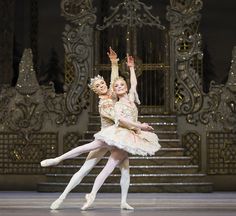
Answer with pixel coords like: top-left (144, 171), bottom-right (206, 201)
top-left (12, 0), bottom-right (236, 92)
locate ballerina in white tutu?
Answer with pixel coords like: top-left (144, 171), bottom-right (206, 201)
top-left (41, 47), bottom-right (133, 210)
top-left (81, 54), bottom-right (161, 210)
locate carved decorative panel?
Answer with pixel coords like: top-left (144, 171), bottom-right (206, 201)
top-left (64, 57), bottom-right (75, 85)
top-left (96, 0), bottom-right (165, 30)
top-left (63, 132), bottom-right (82, 153)
top-left (182, 131), bottom-right (201, 166)
top-left (0, 132), bottom-right (57, 174)
top-left (207, 132), bottom-right (236, 175)
top-left (1, 49), bottom-right (50, 140)
top-left (199, 47), bottom-right (236, 130)
top-left (167, 0), bottom-right (204, 122)
top-left (168, 0), bottom-right (236, 133)
top-left (61, 0), bottom-right (97, 120)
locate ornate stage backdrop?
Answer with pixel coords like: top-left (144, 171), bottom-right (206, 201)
top-left (0, 0), bottom-right (235, 191)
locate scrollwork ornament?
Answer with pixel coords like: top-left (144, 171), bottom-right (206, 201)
top-left (198, 82), bottom-right (223, 125)
top-left (5, 93), bottom-right (48, 141)
top-left (219, 48), bottom-right (236, 132)
top-left (41, 85), bottom-right (67, 125)
top-left (175, 67), bottom-right (204, 124)
top-left (167, 5), bottom-right (201, 36)
top-left (175, 63), bottom-right (203, 124)
top-left (168, 0), bottom-right (204, 125)
top-left (222, 100), bottom-right (236, 132)
top-left (61, 0), bottom-right (96, 119)
top-left (170, 0), bottom-right (203, 15)
top-left (97, 0), bottom-right (165, 30)
top-left (61, 0), bottom-right (96, 25)
top-left (198, 47), bottom-right (236, 132)
top-left (175, 33), bottom-right (202, 60)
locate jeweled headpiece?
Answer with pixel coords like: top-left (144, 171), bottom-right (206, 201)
top-left (88, 75), bottom-right (105, 92)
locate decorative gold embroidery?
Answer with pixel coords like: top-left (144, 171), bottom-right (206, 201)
top-left (99, 98), bottom-right (115, 129)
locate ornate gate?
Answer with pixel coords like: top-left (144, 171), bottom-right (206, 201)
top-left (91, 0), bottom-right (170, 114)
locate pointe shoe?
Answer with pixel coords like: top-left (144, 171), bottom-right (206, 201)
top-left (81, 193), bottom-right (96, 210)
top-left (50, 198), bottom-right (64, 210)
top-left (121, 202), bottom-right (134, 210)
top-left (40, 158), bottom-right (60, 167)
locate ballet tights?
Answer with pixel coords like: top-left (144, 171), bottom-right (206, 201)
top-left (57, 149), bottom-right (107, 201)
top-left (50, 148), bottom-right (132, 210)
top-left (41, 140), bottom-right (108, 168)
top-left (81, 149), bottom-right (134, 210)
top-left (56, 140), bottom-right (106, 162)
top-left (91, 149), bottom-right (127, 195)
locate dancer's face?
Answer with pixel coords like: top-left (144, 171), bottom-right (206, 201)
top-left (93, 79), bottom-right (108, 95)
top-left (113, 79), bottom-right (128, 96)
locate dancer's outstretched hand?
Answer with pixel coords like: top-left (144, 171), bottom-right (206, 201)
top-left (140, 123), bottom-right (154, 131)
top-left (126, 54), bottom-right (134, 68)
top-left (107, 46), bottom-right (117, 61)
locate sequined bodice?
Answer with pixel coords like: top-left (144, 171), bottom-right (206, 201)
top-left (115, 101), bottom-right (138, 122)
top-left (98, 98), bottom-right (115, 129)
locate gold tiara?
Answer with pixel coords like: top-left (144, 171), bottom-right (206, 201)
top-left (88, 75), bottom-right (105, 91)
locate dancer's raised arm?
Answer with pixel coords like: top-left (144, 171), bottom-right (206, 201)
top-left (107, 47), bottom-right (119, 88)
top-left (126, 54), bottom-right (140, 104)
top-left (127, 54), bottom-right (137, 90)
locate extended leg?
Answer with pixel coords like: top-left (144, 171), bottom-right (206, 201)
top-left (81, 149), bottom-right (127, 210)
top-left (50, 148), bottom-right (108, 210)
top-left (119, 158), bottom-right (134, 210)
top-left (41, 140), bottom-right (106, 167)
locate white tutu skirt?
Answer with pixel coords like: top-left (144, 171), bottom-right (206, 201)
top-left (94, 125), bottom-right (161, 156)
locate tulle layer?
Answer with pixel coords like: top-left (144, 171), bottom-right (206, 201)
top-left (94, 125), bottom-right (161, 156)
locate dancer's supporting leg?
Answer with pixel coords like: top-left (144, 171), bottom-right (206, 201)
top-left (50, 151), bottom-right (132, 210)
top-left (50, 148), bottom-right (108, 210)
top-left (119, 158), bottom-right (134, 210)
top-left (81, 148), bottom-right (128, 210)
top-left (41, 140), bottom-right (106, 167)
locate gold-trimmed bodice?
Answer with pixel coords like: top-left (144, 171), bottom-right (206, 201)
top-left (115, 101), bottom-right (138, 123)
top-left (98, 98), bottom-right (115, 129)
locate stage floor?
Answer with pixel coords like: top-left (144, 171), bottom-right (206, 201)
top-left (0, 192), bottom-right (236, 216)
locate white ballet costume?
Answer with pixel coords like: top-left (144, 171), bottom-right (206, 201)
top-left (43, 97), bottom-right (132, 210)
top-left (41, 58), bottom-right (133, 210)
top-left (94, 98), bottom-right (161, 156)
